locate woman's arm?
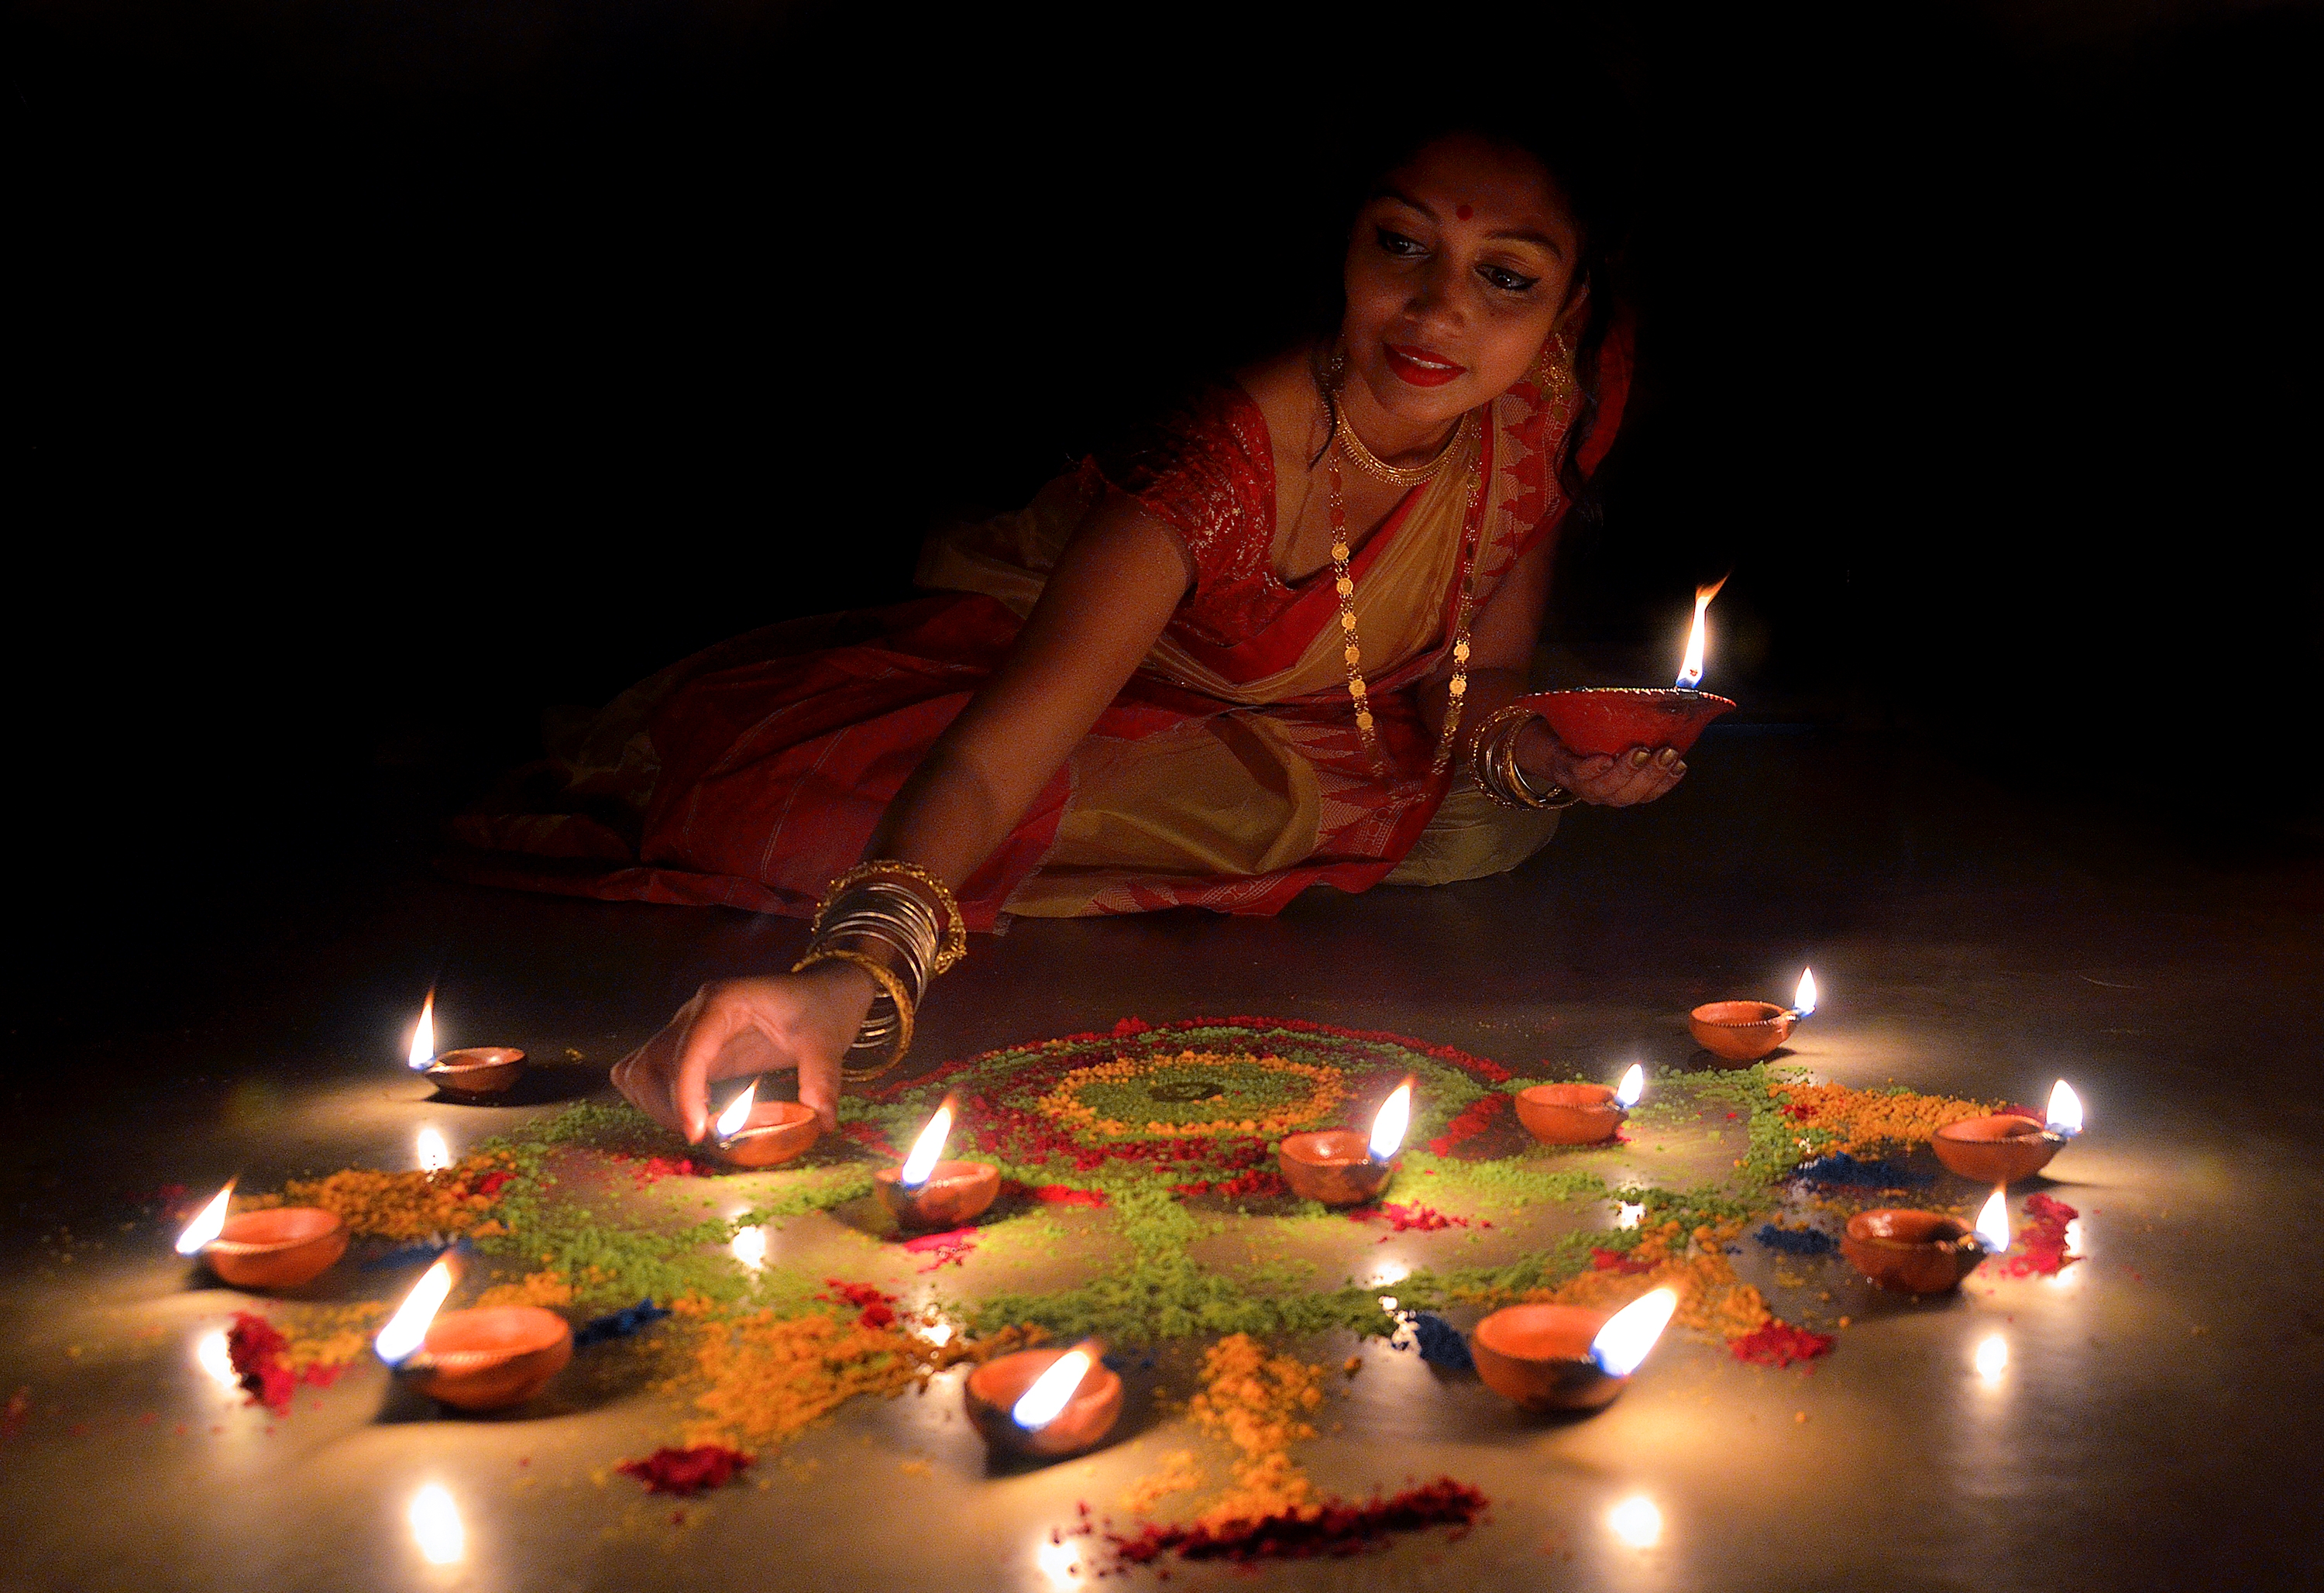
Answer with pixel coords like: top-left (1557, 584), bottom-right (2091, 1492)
top-left (614, 493), bottom-right (1195, 1140)
top-left (1418, 535), bottom-right (1686, 807)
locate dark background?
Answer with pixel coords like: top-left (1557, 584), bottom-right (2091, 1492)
top-left (11, 0), bottom-right (2319, 1016)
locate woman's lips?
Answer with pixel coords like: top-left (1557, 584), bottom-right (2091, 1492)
top-left (1382, 342), bottom-right (1466, 387)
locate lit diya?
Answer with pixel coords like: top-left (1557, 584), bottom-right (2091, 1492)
top-left (1472, 1287), bottom-right (1678, 1413)
top-left (1690, 966), bottom-right (1816, 1064)
top-left (1517, 1063), bottom-right (1643, 1146)
top-left (963, 1338), bottom-right (1122, 1460)
top-left (407, 992), bottom-right (526, 1100)
top-left (1933, 1081), bottom-right (2083, 1184)
top-left (875, 1095), bottom-right (999, 1229)
top-left (1842, 1189), bottom-right (2009, 1295)
top-left (1278, 1076), bottom-right (1411, 1206)
top-left (176, 1180), bottom-right (347, 1291)
top-left (1510, 577), bottom-right (1735, 762)
top-left (706, 1079), bottom-right (820, 1169)
top-left (375, 1254), bottom-right (572, 1412)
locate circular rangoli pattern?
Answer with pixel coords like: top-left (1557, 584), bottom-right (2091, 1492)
top-left (863, 1017), bottom-right (1506, 1198)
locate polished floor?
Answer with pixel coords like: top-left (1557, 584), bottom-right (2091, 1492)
top-left (3, 726), bottom-right (2319, 1591)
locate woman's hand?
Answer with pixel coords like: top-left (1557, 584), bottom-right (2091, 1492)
top-left (611, 962), bottom-right (875, 1141)
top-left (1517, 720), bottom-right (1686, 807)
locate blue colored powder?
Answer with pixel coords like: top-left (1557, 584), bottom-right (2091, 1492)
top-left (1754, 1223), bottom-right (1838, 1256)
top-left (1403, 1312), bottom-right (1474, 1374)
top-left (574, 1299), bottom-right (672, 1349)
top-left (1792, 1152), bottom-right (1930, 1189)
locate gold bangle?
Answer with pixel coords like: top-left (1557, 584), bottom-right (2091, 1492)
top-left (792, 945), bottom-right (914, 1080)
top-left (815, 861), bottom-right (968, 974)
top-left (1467, 705), bottom-right (1538, 808)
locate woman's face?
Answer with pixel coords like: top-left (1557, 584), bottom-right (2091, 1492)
top-left (1341, 132), bottom-right (1583, 427)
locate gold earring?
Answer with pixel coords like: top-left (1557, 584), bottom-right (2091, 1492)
top-left (1530, 332), bottom-right (1576, 405)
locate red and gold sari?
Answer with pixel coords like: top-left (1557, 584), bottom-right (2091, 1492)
top-left (448, 335), bottom-right (1629, 929)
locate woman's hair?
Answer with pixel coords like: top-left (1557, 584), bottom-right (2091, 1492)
top-left (1315, 74), bottom-right (1637, 520)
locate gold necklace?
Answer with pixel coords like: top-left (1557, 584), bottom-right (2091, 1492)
top-left (1324, 419), bottom-right (1487, 772)
top-left (1335, 403), bottom-right (1473, 489)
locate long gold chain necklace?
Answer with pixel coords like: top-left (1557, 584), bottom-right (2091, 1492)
top-left (1323, 413), bottom-right (1488, 773)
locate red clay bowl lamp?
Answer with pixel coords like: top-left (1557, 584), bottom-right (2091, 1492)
top-left (964, 1340), bottom-right (1124, 1460)
top-left (1841, 1189), bottom-right (2009, 1295)
top-left (406, 992), bottom-right (528, 1101)
top-left (1932, 1080), bottom-right (2084, 1184)
top-left (706, 1080), bottom-right (822, 1169)
top-left (1511, 576), bottom-right (1737, 760)
top-left (1517, 1063), bottom-right (1644, 1146)
top-left (1471, 1287), bottom-right (1678, 1413)
top-left (376, 1254), bottom-right (573, 1412)
top-left (1690, 967), bottom-right (1816, 1064)
top-left (876, 1093), bottom-right (1000, 1230)
top-left (175, 1182), bottom-right (349, 1291)
top-left (1278, 1076), bottom-right (1413, 1206)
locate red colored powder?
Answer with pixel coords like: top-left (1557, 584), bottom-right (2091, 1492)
top-left (1348, 1202), bottom-right (1487, 1233)
top-left (817, 1278), bottom-right (900, 1324)
top-left (1428, 1092), bottom-right (1509, 1158)
top-left (617, 1446), bottom-right (755, 1495)
top-left (624, 1157), bottom-right (696, 1187)
top-left (1729, 1319), bottom-right (1835, 1368)
top-left (225, 1313), bottom-right (301, 1412)
top-left (1589, 1247), bottom-right (1655, 1275)
top-left (469, 1170), bottom-right (516, 1197)
top-left (1998, 1193), bottom-right (2079, 1278)
top-left (1105, 1478), bottom-right (1489, 1564)
top-left (902, 1227), bottom-right (978, 1272)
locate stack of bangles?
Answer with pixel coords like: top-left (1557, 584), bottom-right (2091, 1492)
top-left (1467, 704), bottom-right (1581, 810)
top-left (795, 861), bottom-right (968, 1081)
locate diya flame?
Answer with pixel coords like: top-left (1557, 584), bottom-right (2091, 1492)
top-left (1590, 1287), bottom-right (1678, 1378)
top-left (1368, 1076), bottom-right (1415, 1163)
top-left (1675, 575), bottom-right (1728, 691)
top-left (1614, 1064), bottom-right (1645, 1109)
top-left (1974, 1189), bottom-right (2011, 1253)
top-left (407, 992), bottom-right (436, 1070)
top-left (899, 1094), bottom-right (957, 1188)
top-left (1012, 1345), bottom-right (1097, 1430)
top-left (374, 1254), bottom-right (458, 1365)
top-left (174, 1182), bottom-right (235, 1255)
top-left (714, 1080), bottom-right (758, 1141)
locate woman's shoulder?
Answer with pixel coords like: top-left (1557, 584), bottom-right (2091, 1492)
top-left (1093, 373), bottom-right (1278, 550)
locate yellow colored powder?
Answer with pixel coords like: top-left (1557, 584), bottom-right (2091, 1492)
top-left (281, 1154), bottom-right (516, 1241)
top-left (475, 1271), bottom-right (575, 1310)
top-left (1774, 1082), bottom-right (1999, 1155)
top-left (1119, 1449), bottom-right (1206, 1516)
top-left (675, 1308), bottom-right (1005, 1451)
top-left (1184, 1333), bottom-right (1330, 1526)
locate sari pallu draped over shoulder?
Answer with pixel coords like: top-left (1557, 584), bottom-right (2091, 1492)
top-left (445, 329), bottom-right (1630, 928)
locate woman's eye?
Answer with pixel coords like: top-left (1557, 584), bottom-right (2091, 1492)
top-left (1375, 228), bottom-right (1426, 257)
top-left (1479, 264), bottom-right (1541, 294)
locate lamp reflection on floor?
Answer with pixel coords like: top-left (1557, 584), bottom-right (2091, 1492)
top-left (1975, 1334), bottom-right (2009, 1385)
top-left (409, 1484), bottom-right (464, 1566)
top-left (1609, 1494), bottom-right (1663, 1549)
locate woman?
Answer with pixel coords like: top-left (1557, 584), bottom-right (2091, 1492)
top-left (454, 120), bottom-right (1685, 1141)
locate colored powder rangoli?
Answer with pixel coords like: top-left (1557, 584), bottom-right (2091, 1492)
top-left (1774, 1082), bottom-right (1999, 1156)
top-left (280, 1154), bottom-right (517, 1241)
top-left (618, 1445), bottom-right (754, 1495)
top-left (1997, 1193), bottom-right (2079, 1277)
top-left (1729, 1319), bottom-right (1836, 1368)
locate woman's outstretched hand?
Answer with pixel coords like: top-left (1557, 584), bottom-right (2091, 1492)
top-left (1518, 721), bottom-right (1686, 807)
top-left (611, 963), bottom-right (875, 1141)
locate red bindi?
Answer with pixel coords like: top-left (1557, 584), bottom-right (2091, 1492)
top-left (1455, 204), bottom-right (1473, 221)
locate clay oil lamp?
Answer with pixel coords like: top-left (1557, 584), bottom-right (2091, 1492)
top-left (375, 1254), bottom-right (573, 1412)
top-left (1472, 1287), bottom-right (1679, 1414)
top-left (707, 1079), bottom-right (821, 1170)
top-left (1933, 1080), bottom-right (2084, 1184)
top-left (1842, 1188), bottom-right (2009, 1295)
top-left (1511, 577), bottom-right (1736, 764)
top-left (177, 1178), bottom-right (349, 1291)
top-left (407, 992), bottom-right (528, 1101)
top-left (964, 1339), bottom-right (1123, 1461)
top-left (1279, 1076), bottom-right (1412, 1206)
top-left (1518, 1063), bottom-right (1644, 1147)
top-left (1690, 966), bottom-right (1817, 1065)
top-left (875, 1094), bottom-right (1000, 1230)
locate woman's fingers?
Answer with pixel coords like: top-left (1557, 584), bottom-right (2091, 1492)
top-left (1571, 747), bottom-right (1687, 807)
top-left (671, 986), bottom-right (756, 1143)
